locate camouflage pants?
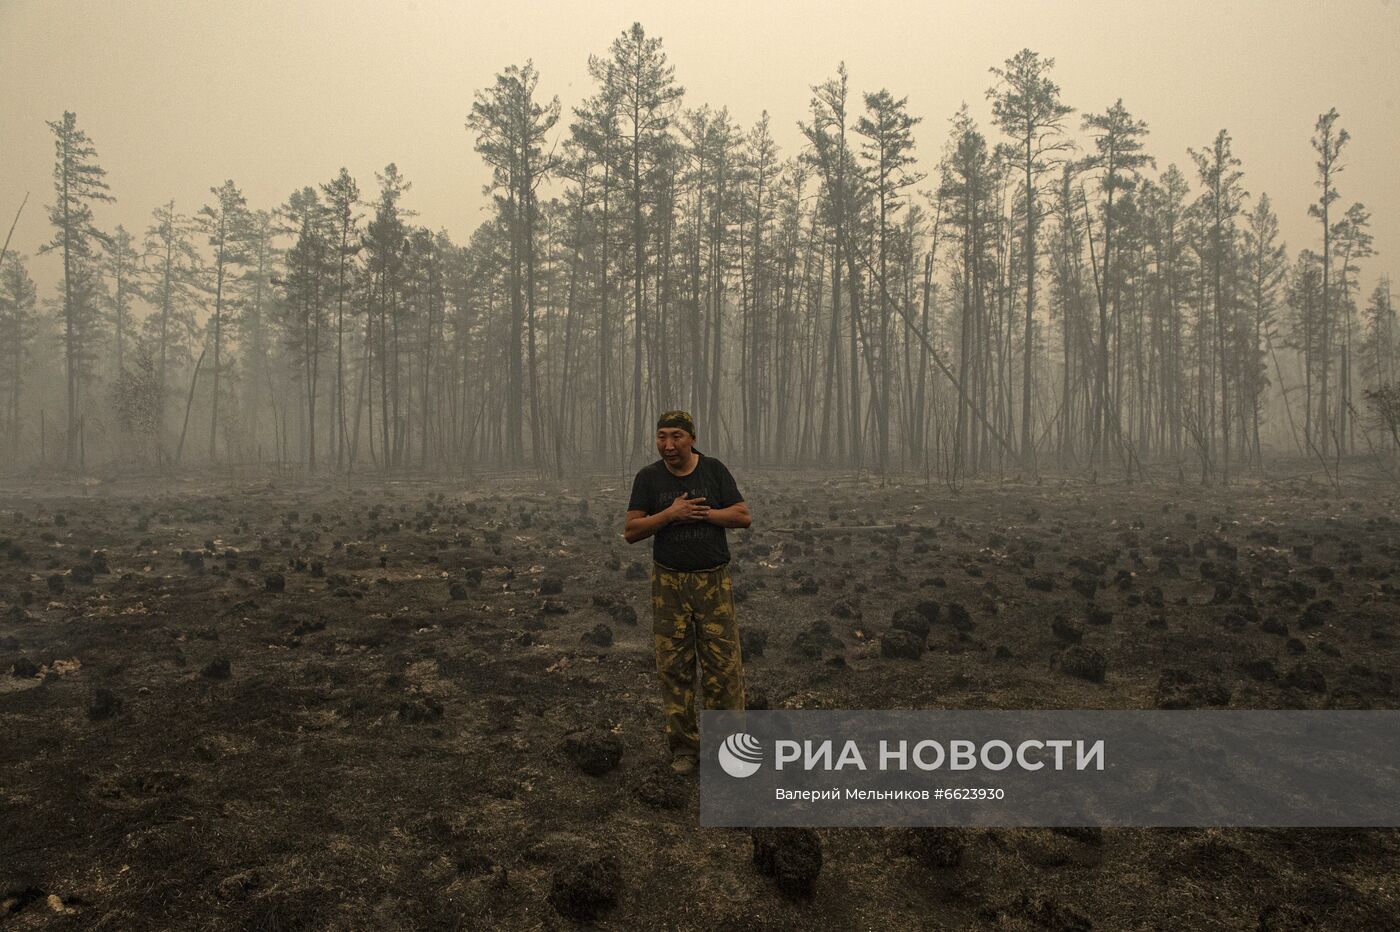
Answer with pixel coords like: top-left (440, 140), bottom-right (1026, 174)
top-left (651, 562), bottom-right (745, 759)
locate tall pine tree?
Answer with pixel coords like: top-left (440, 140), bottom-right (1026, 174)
top-left (41, 111), bottom-right (113, 467)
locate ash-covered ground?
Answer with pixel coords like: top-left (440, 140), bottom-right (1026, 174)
top-left (3, 470), bottom-right (1399, 929)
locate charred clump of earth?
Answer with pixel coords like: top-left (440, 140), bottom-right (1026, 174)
top-left (397, 695), bottom-right (444, 723)
top-left (881, 603), bottom-right (939, 659)
top-left (1155, 668), bottom-right (1231, 708)
top-left (906, 827), bottom-right (966, 868)
top-left (201, 658), bottom-right (232, 680)
top-left (1060, 645), bottom-right (1106, 683)
top-left (793, 620), bottom-right (842, 660)
top-left (752, 827), bottom-right (823, 899)
top-left (581, 623), bottom-right (613, 648)
top-left (88, 688), bottom-right (122, 720)
top-left (560, 728), bottom-right (624, 776)
top-left (741, 627), bottom-right (767, 657)
top-left (10, 656), bottom-right (40, 678)
top-left (632, 763), bottom-right (688, 810)
top-left (979, 888), bottom-right (1093, 931)
top-left (548, 850), bottom-right (622, 921)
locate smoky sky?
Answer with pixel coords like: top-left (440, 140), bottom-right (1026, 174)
top-left (2, 0), bottom-right (1397, 297)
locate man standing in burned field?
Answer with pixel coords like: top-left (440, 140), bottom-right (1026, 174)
top-left (624, 410), bottom-right (752, 775)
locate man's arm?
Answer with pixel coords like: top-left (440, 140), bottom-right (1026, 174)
top-left (624, 493), bottom-right (711, 543)
top-left (703, 501), bottom-right (751, 530)
top-left (624, 509), bottom-right (670, 544)
top-left (706, 462), bottom-right (750, 529)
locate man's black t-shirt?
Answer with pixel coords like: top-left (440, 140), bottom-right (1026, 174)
top-left (628, 452), bottom-right (743, 571)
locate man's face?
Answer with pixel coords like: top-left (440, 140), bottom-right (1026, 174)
top-left (656, 428), bottom-right (694, 465)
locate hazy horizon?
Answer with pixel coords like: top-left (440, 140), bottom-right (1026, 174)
top-left (2, 0), bottom-right (1398, 300)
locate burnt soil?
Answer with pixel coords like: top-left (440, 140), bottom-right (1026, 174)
top-left (2, 471), bottom-right (1399, 929)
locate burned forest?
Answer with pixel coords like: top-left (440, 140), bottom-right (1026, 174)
top-left (3, 5), bottom-right (1400, 930)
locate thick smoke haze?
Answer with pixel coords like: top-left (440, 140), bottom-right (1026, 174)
top-left (2, 0), bottom-right (1397, 294)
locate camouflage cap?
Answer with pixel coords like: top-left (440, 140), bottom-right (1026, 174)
top-left (656, 410), bottom-right (696, 437)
